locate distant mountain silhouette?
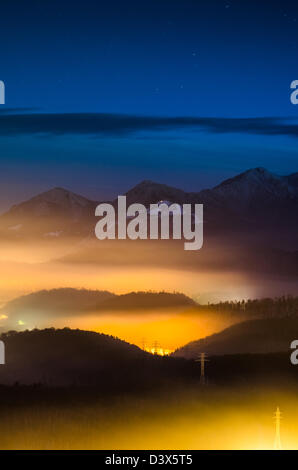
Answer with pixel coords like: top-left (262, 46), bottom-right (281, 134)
top-left (197, 167), bottom-right (298, 230)
top-left (1, 167), bottom-right (298, 239)
top-left (0, 187), bottom-right (98, 238)
top-left (7, 187), bottom-right (96, 218)
top-left (173, 316), bottom-right (298, 358)
top-left (122, 168), bottom-right (298, 232)
top-left (123, 180), bottom-right (191, 207)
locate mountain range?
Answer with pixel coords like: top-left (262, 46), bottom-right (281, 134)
top-left (1, 167), bottom-right (298, 239)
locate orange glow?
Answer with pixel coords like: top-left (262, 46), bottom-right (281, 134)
top-left (44, 308), bottom-right (236, 351)
top-left (1, 386), bottom-right (298, 449)
top-left (145, 347), bottom-right (173, 356)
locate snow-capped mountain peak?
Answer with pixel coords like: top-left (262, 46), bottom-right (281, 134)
top-left (1, 167), bottom-right (298, 238)
top-left (207, 167), bottom-right (298, 208)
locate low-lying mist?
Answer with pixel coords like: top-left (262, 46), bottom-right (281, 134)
top-left (1, 384), bottom-right (298, 450)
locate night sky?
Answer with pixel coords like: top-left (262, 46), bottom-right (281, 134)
top-left (0, 0), bottom-right (298, 210)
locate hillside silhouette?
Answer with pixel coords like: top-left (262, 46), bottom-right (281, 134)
top-left (202, 295), bottom-right (298, 317)
top-left (0, 328), bottom-right (145, 387)
top-left (0, 328), bottom-right (297, 395)
top-left (2, 288), bottom-right (115, 318)
top-left (1, 289), bottom-right (196, 328)
top-left (173, 316), bottom-right (298, 358)
top-left (98, 291), bottom-right (196, 310)
top-left (0, 328), bottom-right (196, 389)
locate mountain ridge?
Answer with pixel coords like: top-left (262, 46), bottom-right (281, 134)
top-left (1, 167), bottom-right (298, 238)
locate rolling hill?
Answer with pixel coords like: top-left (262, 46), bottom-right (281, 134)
top-left (173, 316), bottom-right (298, 358)
top-left (0, 327), bottom-right (297, 389)
top-left (98, 291), bottom-right (196, 310)
top-left (2, 288), bottom-right (116, 316)
top-left (0, 288), bottom-right (196, 328)
top-left (0, 328), bottom-right (196, 389)
top-left (0, 328), bottom-right (145, 386)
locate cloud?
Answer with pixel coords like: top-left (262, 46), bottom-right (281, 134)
top-left (0, 111), bottom-right (297, 138)
top-left (0, 108), bottom-right (39, 114)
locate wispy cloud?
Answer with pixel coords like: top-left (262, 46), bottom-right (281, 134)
top-left (0, 111), bottom-right (297, 138)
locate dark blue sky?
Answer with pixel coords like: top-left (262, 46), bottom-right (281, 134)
top-left (0, 0), bottom-right (298, 210)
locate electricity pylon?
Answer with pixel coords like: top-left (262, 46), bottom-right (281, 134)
top-left (274, 407), bottom-right (282, 450)
top-left (195, 352), bottom-right (209, 385)
top-left (153, 340), bottom-right (160, 355)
